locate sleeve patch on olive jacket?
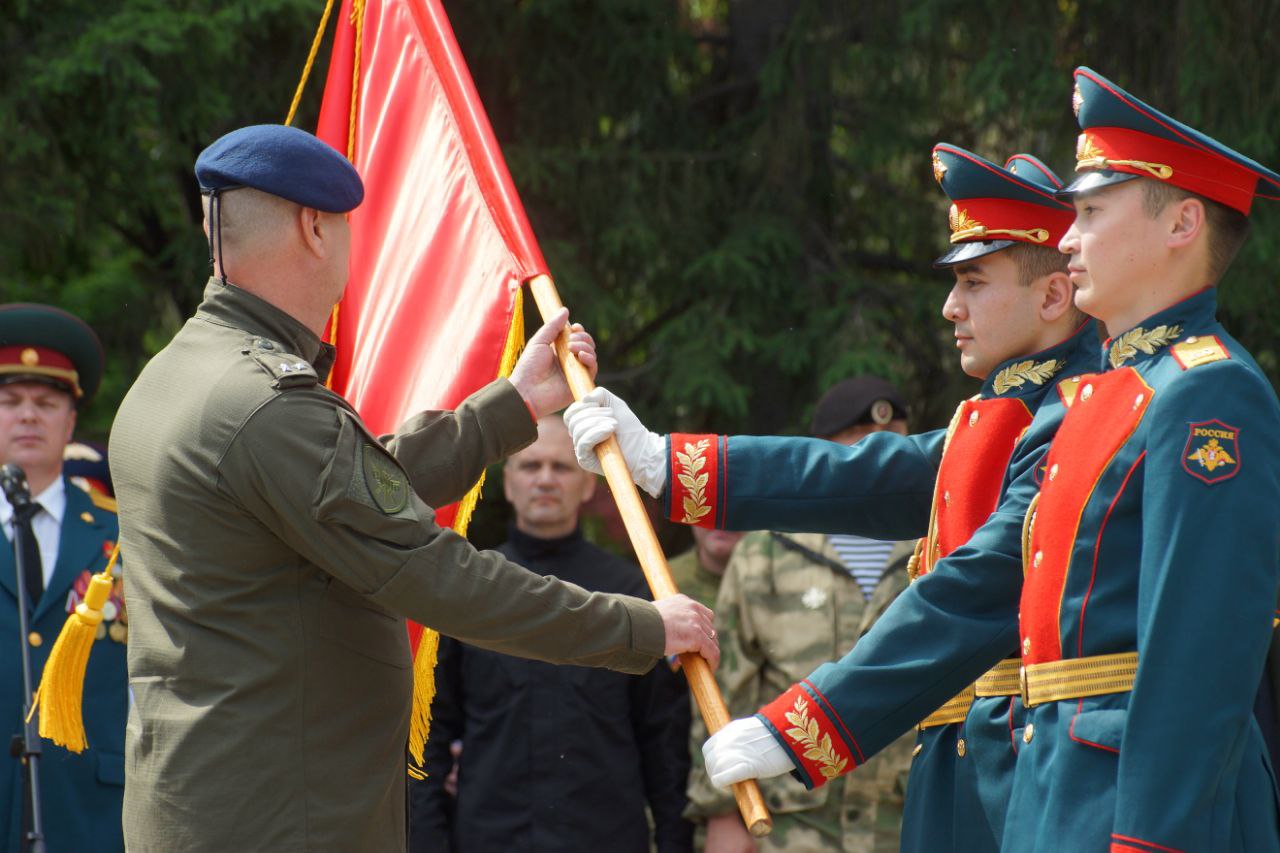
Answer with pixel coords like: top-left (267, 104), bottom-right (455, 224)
top-left (362, 443), bottom-right (409, 513)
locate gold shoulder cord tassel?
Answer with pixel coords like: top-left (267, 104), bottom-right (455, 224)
top-left (28, 543), bottom-right (121, 753)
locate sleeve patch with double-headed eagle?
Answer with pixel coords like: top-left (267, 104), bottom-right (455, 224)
top-left (362, 443), bottom-right (409, 513)
top-left (1182, 419), bottom-right (1241, 485)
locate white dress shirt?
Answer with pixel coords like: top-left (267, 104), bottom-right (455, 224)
top-left (0, 476), bottom-right (66, 587)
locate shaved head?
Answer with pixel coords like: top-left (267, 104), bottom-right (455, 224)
top-left (203, 188), bottom-right (300, 255)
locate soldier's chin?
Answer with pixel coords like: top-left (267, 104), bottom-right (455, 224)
top-left (957, 350), bottom-right (987, 381)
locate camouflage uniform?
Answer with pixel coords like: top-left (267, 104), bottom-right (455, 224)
top-left (667, 547), bottom-right (724, 611)
top-left (686, 532), bottom-right (915, 851)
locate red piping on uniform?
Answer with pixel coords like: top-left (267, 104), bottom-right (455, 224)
top-left (1078, 451), bottom-right (1146, 656)
top-left (1069, 697), bottom-right (1119, 754)
top-left (936, 144), bottom-right (1069, 206)
top-left (1006, 155), bottom-right (1063, 188)
top-left (803, 679), bottom-right (865, 764)
top-left (1111, 832), bottom-right (1184, 853)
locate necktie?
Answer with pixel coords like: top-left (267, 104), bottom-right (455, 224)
top-left (13, 505), bottom-right (43, 608)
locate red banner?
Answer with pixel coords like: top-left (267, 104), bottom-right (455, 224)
top-left (314, 2), bottom-right (550, 763)
top-left (316, 0), bottom-right (547, 530)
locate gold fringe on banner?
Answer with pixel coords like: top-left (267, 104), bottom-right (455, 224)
top-left (282, 1), bottom-right (529, 777)
top-left (408, 285), bottom-right (525, 776)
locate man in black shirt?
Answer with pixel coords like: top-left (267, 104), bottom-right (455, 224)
top-left (410, 415), bottom-right (693, 852)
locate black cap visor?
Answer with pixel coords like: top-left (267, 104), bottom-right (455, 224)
top-left (1054, 169), bottom-right (1138, 202)
top-left (933, 239), bottom-right (1015, 268)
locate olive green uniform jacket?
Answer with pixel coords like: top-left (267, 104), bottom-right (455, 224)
top-left (109, 280), bottom-right (665, 852)
top-left (686, 532), bottom-right (915, 852)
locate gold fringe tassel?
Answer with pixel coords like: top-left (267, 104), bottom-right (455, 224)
top-left (407, 286), bottom-right (527, 775)
top-left (28, 545), bottom-right (121, 753)
top-left (283, 0), bottom-right (337, 127)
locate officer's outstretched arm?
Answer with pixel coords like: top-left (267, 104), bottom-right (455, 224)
top-left (566, 386), bottom-right (943, 538)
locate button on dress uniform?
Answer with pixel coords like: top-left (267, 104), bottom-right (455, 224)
top-left (661, 145), bottom-right (1097, 853)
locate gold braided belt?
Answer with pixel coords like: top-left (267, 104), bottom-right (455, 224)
top-left (974, 659), bottom-right (1021, 697)
top-left (1019, 651), bottom-right (1138, 708)
top-left (919, 657), bottom-right (1027, 729)
top-left (918, 686), bottom-right (974, 729)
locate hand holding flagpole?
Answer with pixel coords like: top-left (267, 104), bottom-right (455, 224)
top-left (528, 274), bottom-right (773, 838)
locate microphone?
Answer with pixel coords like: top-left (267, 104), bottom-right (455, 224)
top-left (0, 464), bottom-right (32, 509)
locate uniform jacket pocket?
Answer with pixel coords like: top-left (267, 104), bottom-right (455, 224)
top-left (1069, 706), bottom-right (1126, 753)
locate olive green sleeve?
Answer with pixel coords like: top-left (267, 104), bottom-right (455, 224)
top-left (221, 390), bottom-right (664, 672)
top-left (381, 378), bottom-right (537, 508)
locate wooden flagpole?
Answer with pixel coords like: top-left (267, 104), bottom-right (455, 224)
top-left (528, 274), bottom-right (772, 837)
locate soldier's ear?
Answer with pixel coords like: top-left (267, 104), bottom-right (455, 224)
top-left (1167, 196), bottom-right (1206, 250)
top-left (298, 206), bottom-right (326, 259)
top-left (1037, 271), bottom-right (1075, 323)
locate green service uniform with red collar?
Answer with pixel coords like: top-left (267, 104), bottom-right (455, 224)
top-left (0, 482), bottom-right (124, 853)
top-left (661, 320), bottom-right (1097, 851)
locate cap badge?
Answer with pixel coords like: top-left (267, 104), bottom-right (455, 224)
top-left (1076, 133), bottom-right (1173, 180)
top-left (932, 152), bottom-right (947, 185)
top-left (949, 204), bottom-right (1048, 245)
top-left (870, 399), bottom-right (894, 425)
top-left (20, 348), bottom-right (39, 367)
top-left (1072, 83), bottom-right (1084, 117)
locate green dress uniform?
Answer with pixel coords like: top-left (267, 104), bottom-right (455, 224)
top-left (0, 303), bottom-right (124, 853)
top-left (110, 279), bottom-right (666, 852)
top-left (685, 532), bottom-right (914, 852)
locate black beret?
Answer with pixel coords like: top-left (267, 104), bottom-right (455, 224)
top-left (195, 124), bottom-right (364, 213)
top-left (809, 376), bottom-right (907, 438)
top-left (0, 303), bottom-right (104, 402)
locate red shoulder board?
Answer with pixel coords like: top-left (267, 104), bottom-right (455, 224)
top-left (1170, 335), bottom-right (1230, 370)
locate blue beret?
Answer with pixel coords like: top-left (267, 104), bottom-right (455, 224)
top-left (195, 125), bottom-right (364, 213)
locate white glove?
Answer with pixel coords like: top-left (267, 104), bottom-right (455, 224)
top-left (703, 716), bottom-right (794, 789)
top-left (563, 387), bottom-right (668, 498)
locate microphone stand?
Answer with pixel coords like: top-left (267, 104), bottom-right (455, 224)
top-left (2, 465), bottom-right (46, 853)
